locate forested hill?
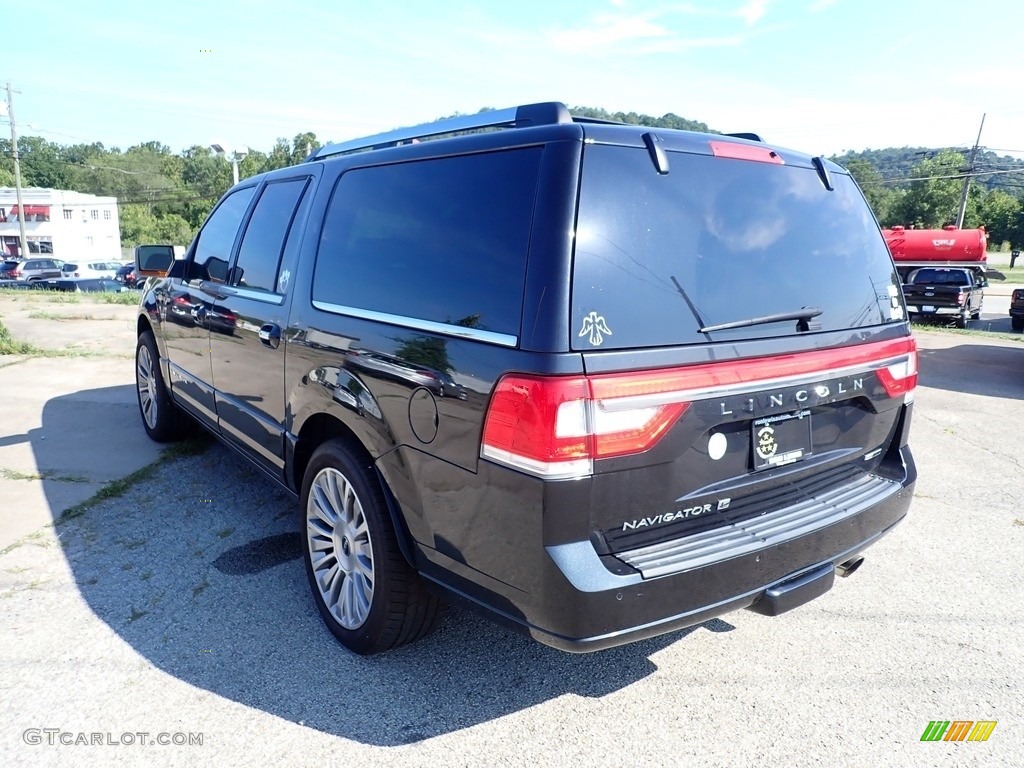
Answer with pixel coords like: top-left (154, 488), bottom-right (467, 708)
top-left (831, 147), bottom-right (1024, 196)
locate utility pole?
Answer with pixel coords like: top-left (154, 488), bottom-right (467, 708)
top-left (5, 81), bottom-right (30, 259)
top-left (955, 113), bottom-right (985, 229)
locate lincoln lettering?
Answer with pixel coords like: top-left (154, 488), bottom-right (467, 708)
top-left (719, 377), bottom-right (864, 416)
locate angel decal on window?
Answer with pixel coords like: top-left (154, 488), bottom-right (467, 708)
top-left (578, 311), bottom-right (612, 346)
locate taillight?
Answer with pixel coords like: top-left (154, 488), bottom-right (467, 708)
top-left (956, 292), bottom-right (966, 305)
top-left (481, 337), bottom-right (918, 479)
top-left (873, 337), bottom-right (918, 400)
top-left (480, 374), bottom-right (689, 479)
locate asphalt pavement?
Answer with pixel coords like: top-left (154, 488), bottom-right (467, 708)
top-left (1, 291), bottom-right (1022, 767)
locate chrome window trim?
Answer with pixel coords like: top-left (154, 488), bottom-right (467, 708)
top-left (311, 300), bottom-right (518, 347)
top-left (231, 286), bottom-right (285, 305)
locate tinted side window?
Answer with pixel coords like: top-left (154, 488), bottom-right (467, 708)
top-left (231, 179), bottom-right (309, 293)
top-left (313, 148), bottom-right (542, 337)
top-left (572, 146), bottom-right (903, 350)
top-left (189, 187), bottom-right (256, 283)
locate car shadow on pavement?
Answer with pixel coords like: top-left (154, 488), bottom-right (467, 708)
top-left (917, 342), bottom-right (1024, 400)
top-left (40, 387), bottom-right (735, 746)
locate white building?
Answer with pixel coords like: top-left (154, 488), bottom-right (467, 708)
top-left (0, 188), bottom-right (121, 260)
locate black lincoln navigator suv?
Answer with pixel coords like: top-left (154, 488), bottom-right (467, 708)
top-left (133, 102), bottom-right (917, 654)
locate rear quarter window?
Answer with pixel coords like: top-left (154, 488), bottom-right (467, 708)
top-left (312, 147), bottom-right (542, 338)
top-left (571, 145), bottom-right (903, 350)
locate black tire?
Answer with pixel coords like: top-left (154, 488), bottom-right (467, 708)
top-left (1012, 316), bottom-right (1024, 332)
top-left (300, 439), bottom-right (441, 654)
top-left (955, 311), bottom-right (968, 329)
top-left (135, 330), bottom-right (188, 442)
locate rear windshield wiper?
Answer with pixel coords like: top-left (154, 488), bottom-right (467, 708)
top-left (699, 307), bottom-right (823, 334)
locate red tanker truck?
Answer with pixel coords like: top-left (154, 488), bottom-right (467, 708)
top-left (882, 226), bottom-right (989, 327)
top-left (882, 225), bottom-right (988, 270)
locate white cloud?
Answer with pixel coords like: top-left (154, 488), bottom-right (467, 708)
top-left (548, 14), bottom-right (671, 52)
top-left (734, 0), bottom-right (771, 25)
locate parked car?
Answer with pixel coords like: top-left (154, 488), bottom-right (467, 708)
top-left (11, 258), bottom-right (64, 282)
top-left (902, 266), bottom-right (986, 328)
top-left (115, 264), bottom-right (139, 287)
top-left (0, 259), bottom-right (22, 280)
top-left (34, 278), bottom-right (130, 293)
top-left (132, 101), bottom-right (918, 656)
top-left (1010, 288), bottom-right (1024, 332)
top-left (60, 261), bottom-right (122, 280)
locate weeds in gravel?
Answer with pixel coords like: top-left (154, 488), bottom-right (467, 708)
top-left (28, 311), bottom-right (118, 321)
top-left (0, 467), bottom-right (88, 483)
top-left (57, 437), bottom-right (210, 522)
top-left (0, 319), bottom-right (104, 357)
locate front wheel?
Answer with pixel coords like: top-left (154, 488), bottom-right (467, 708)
top-left (135, 331), bottom-right (188, 442)
top-left (300, 440), bottom-right (441, 654)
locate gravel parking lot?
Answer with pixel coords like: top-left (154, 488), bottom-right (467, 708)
top-left (1, 293), bottom-right (1022, 767)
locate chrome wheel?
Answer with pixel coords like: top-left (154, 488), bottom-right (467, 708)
top-left (306, 467), bottom-right (374, 630)
top-left (136, 343), bottom-right (158, 430)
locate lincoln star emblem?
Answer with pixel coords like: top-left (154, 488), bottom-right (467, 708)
top-left (755, 425), bottom-right (778, 459)
top-left (578, 312), bottom-right (612, 346)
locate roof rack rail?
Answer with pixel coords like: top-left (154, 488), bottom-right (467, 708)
top-left (309, 101), bottom-right (573, 162)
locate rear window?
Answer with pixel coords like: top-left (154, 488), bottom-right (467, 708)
top-left (571, 145), bottom-right (903, 350)
top-left (313, 147), bottom-right (542, 338)
top-left (908, 268), bottom-right (970, 286)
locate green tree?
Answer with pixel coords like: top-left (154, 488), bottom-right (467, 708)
top-left (893, 150), bottom-right (974, 228)
top-left (14, 136), bottom-right (70, 188)
top-left (979, 189), bottom-right (1024, 249)
top-left (845, 158), bottom-right (898, 224)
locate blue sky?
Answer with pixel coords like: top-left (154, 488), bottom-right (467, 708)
top-left (4, 0), bottom-right (1023, 158)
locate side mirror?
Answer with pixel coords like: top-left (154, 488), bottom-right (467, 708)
top-left (135, 245), bottom-right (177, 277)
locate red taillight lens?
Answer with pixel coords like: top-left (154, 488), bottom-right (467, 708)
top-left (480, 375), bottom-right (593, 478)
top-left (956, 292), bottom-right (966, 305)
top-left (481, 337), bottom-right (918, 479)
top-left (873, 337), bottom-right (918, 398)
top-left (480, 374), bottom-right (690, 478)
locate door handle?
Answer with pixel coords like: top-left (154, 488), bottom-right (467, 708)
top-left (259, 324), bottom-right (281, 349)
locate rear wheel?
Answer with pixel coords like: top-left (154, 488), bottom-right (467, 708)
top-left (301, 439), bottom-right (441, 654)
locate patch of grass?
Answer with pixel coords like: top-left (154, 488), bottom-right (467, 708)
top-left (911, 323), bottom-right (1024, 343)
top-left (0, 319), bottom-right (104, 358)
top-left (0, 287), bottom-right (139, 306)
top-left (0, 321), bottom-right (41, 355)
top-left (56, 438), bottom-right (210, 523)
top-left (0, 467), bottom-right (88, 483)
top-left (1014, 519), bottom-right (1024, 527)
top-left (27, 311), bottom-right (118, 321)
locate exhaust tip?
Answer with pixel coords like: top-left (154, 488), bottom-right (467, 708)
top-left (836, 556), bottom-right (864, 578)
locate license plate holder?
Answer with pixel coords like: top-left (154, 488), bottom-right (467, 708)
top-left (922, 305), bottom-right (936, 313)
top-left (752, 410), bottom-right (812, 471)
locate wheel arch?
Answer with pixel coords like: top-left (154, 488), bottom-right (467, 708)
top-left (292, 412), bottom-right (418, 569)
